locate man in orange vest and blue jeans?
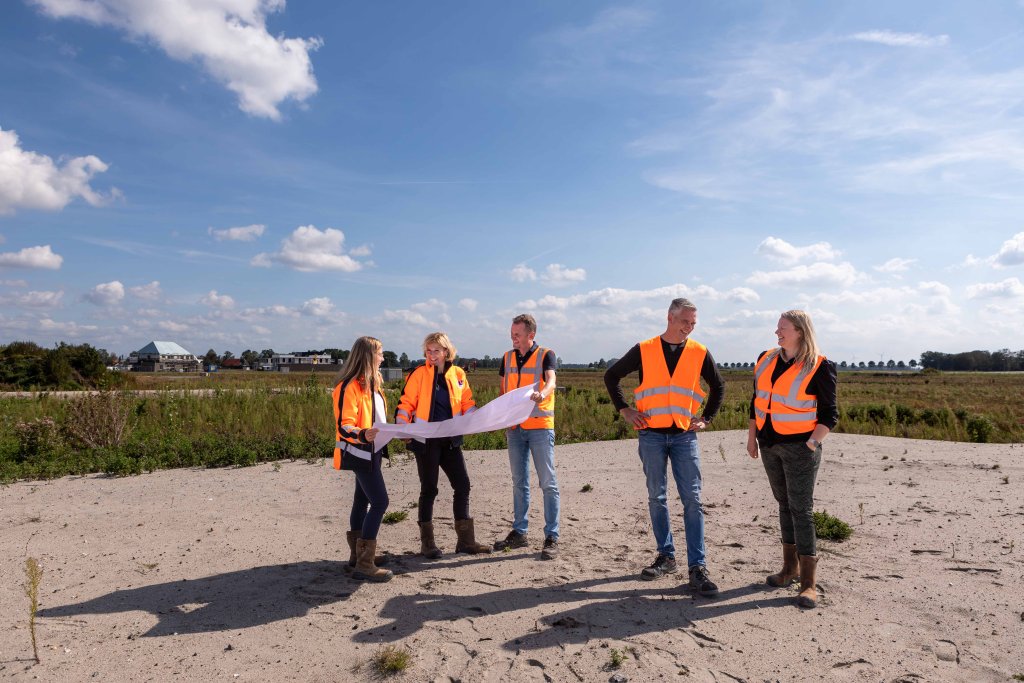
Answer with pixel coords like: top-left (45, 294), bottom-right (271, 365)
top-left (493, 313), bottom-right (561, 560)
top-left (604, 298), bottom-right (725, 595)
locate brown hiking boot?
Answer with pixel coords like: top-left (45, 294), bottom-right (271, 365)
top-left (766, 543), bottom-right (800, 587)
top-left (353, 539), bottom-right (392, 582)
top-left (454, 518), bottom-right (492, 554)
top-left (419, 521), bottom-right (442, 559)
top-left (797, 555), bottom-right (818, 608)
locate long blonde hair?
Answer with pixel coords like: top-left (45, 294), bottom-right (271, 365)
top-left (337, 336), bottom-right (383, 392)
top-left (781, 310), bottom-right (821, 369)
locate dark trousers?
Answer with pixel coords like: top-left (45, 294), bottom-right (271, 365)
top-left (414, 439), bottom-right (471, 523)
top-left (760, 441), bottom-right (821, 556)
top-left (350, 468), bottom-right (389, 541)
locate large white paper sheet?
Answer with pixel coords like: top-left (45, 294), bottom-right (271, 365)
top-left (370, 384), bottom-right (538, 451)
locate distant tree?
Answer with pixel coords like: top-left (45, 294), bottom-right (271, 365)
top-left (897, 360), bottom-right (906, 368)
top-left (203, 349), bottom-right (219, 365)
top-left (382, 350), bottom-right (398, 368)
top-left (259, 349), bottom-right (275, 360)
top-left (868, 360), bottom-right (876, 368)
top-left (241, 349), bottom-right (259, 368)
top-left (399, 352), bottom-right (410, 369)
top-left (858, 361), bottom-right (866, 368)
top-left (839, 360), bottom-right (848, 368)
top-left (222, 350), bottom-right (235, 362)
top-left (909, 359), bottom-right (917, 368)
top-left (886, 359), bottom-right (896, 368)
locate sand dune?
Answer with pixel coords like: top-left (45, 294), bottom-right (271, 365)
top-left (2, 431), bottom-right (1021, 681)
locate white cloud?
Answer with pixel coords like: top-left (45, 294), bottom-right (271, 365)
top-left (874, 257), bottom-right (917, 274)
top-left (755, 237), bottom-right (841, 265)
top-left (510, 264), bottom-right (538, 282)
top-left (517, 283), bottom-right (759, 311)
top-left (252, 225), bottom-right (370, 272)
top-left (967, 277), bottom-right (1024, 299)
top-left (208, 224), bottom-right (265, 242)
top-left (31, 0), bottom-right (321, 121)
top-left (200, 289), bottom-right (235, 309)
top-left (242, 303), bottom-right (299, 318)
top-left (850, 30), bottom-right (950, 48)
top-left (38, 318), bottom-right (98, 335)
top-left (992, 231), bottom-right (1024, 267)
top-left (0, 244), bottom-right (64, 269)
top-left (84, 280), bottom-right (125, 306)
top-left (1, 279), bottom-right (28, 287)
top-left (541, 263), bottom-right (587, 287)
top-left (458, 298), bottom-right (478, 312)
top-left (747, 262), bottom-right (863, 288)
top-left (129, 281), bottom-right (162, 301)
top-left (0, 127), bottom-right (116, 214)
top-left (301, 297), bottom-right (334, 317)
top-left (349, 244), bottom-right (372, 257)
top-left (0, 290), bottom-right (64, 308)
top-left (713, 309), bottom-right (779, 328)
top-left (382, 309), bottom-right (432, 327)
top-left (158, 320), bottom-right (190, 333)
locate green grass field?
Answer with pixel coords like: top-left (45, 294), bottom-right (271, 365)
top-left (1, 369), bottom-right (1021, 482)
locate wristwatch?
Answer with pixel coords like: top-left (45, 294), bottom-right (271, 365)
top-left (807, 437), bottom-right (821, 448)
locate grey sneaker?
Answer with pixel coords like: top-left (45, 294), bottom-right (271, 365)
top-left (540, 536), bottom-right (559, 560)
top-left (493, 530), bottom-right (529, 551)
top-left (688, 565), bottom-right (719, 596)
top-left (640, 553), bottom-right (677, 580)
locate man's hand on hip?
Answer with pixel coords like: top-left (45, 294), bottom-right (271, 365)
top-left (620, 407), bottom-right (649, 429)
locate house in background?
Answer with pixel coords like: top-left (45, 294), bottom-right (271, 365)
top-left (131, 341), bottom-right (201, 373)
top-left (268, 353), bottom-right (340, 373)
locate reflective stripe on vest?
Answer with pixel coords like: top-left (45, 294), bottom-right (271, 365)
top-left (502, 346), bottom-right (555, 429)
top-left (633, 336), bottom-right (707, 430)
top-left (753, 349), bottom-right (824, 434)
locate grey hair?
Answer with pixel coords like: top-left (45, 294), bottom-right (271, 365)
top-left (668, 298), bottom-right (697, 315)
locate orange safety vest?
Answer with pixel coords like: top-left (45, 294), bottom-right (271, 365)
top-left (633, 336), bottom-right (707, 430)
top-left (753, 349), bottom-right (825, 434)
top-left (332, 378), bottom-right (386, 470)
top-left (395, 362), bottom-right (477, 424)
top-left (501, 346), bottom-right (555, 429)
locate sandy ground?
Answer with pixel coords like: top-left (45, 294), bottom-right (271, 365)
top-left (1, 431), bottom-right (1022, 682)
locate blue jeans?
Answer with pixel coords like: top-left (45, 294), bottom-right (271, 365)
top-left (637, 430), bottom-right (705, 568)
top-left (506, 427), bottom-right (560, 540)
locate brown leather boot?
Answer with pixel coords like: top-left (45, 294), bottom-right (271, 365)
top-left (419, 521), bottom-right (442, 559)
top-left (345, 530), bottom-right (387, 571)
top-left (766, 543), bottom-right (800, 587)
top-left (454, 518), bottom-right (492, 554)
top-left (797, 555), bottom-right (818, 608)
top-left (353, 539), bottom-right (392, 582)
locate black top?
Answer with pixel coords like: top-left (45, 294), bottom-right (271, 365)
top-left (750, 350), bottom-right (839, 448)
top-left (431, 363), bottom-right (454, 422)
top-left (498, 342), bottom-right (557, 376)
top-left (604, 338), bottom-right (726, 433)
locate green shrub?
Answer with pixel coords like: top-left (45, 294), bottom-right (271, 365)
top-left (370, 645), bottom-right (411, 675)
top-left (382, 510), bottom-right (408, 524)
top-left (965, 415), bottom-right (994, 443)
top-left (813, 510), bottom-right (852, 541)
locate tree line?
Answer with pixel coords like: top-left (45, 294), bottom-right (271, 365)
top-left (0, 342), bottom-right (125, 390)
top-left (919, 349), bottom-right (1024, 371)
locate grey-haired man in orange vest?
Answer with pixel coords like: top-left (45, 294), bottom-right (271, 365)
top-left (604, 298), bottom-right (725, 595)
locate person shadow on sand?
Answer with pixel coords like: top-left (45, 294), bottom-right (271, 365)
top-left (37, 560), bottom-right (353, 637)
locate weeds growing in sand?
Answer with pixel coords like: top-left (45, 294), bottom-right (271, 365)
top-left (813, 510), bottom-right (852, 542)
top-left (581, 483), bottom-right (593, 492)
top-left (382, 511), bottom-right (408, 524)
top-left (369, 644), bottom-right (411, 675)
top-left (24, 557), bottom-right (42, 664)
top-left (608, 647), bottom-right (626, 669)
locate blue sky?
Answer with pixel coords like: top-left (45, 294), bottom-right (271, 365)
top-left (2, 1), bottom-right (1024, 364)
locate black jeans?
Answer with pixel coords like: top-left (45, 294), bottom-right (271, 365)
top-left (351, 468), bottom-right (389, 541)
top-left (760, 441), bottom-right (821, 556)
top-left (414, 439), bottom-right (471, 523)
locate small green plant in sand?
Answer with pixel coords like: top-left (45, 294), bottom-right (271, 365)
top-left (24, 557), bottom-right (42, 664)
top-left (370, 644), bottom-right (411, 675)
top-left (608, 647), bottom-right (627, 669)
top-left (580, 483), bottom-right (593, 492)
top-left (382, 510), bottom-right (408, 525)
top-left (813, 510), bottom-right (852, 541)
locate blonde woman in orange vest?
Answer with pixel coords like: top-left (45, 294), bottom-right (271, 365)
top-left (746, 310), bottom-right (839, 608)
top-left (332, 336), bottom-right (392, 582)
top-left (605, 298), bottom-right (725, 595)
top-left (396, 332), bottom-right (491, 558)
top-left (492, 313), bottom-right (561, 560)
